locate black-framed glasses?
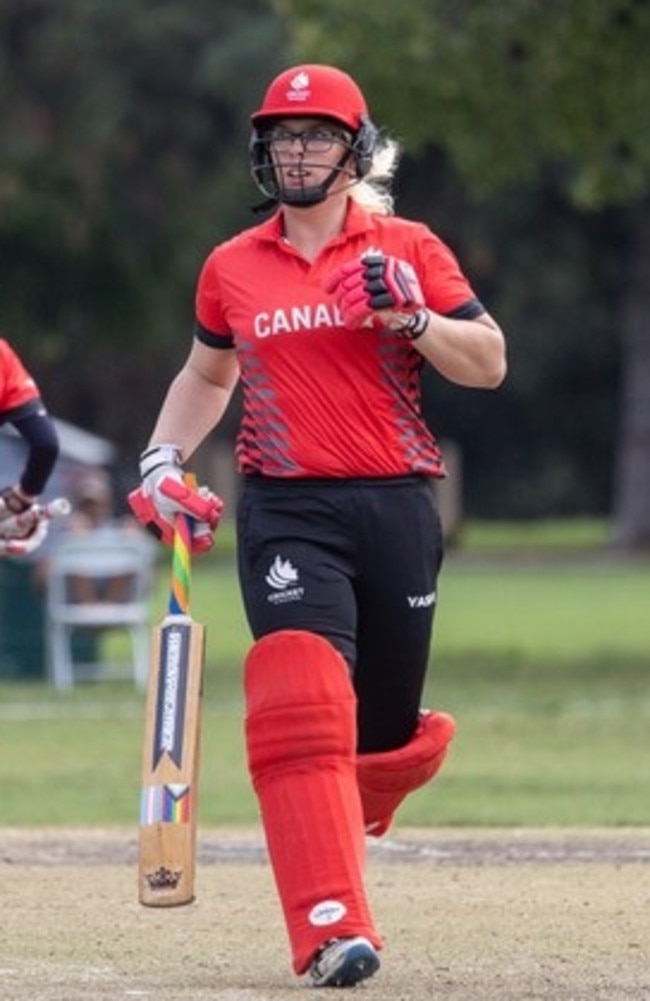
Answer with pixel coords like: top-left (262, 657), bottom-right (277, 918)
top-left (267, 127), bottom-right (349, 154)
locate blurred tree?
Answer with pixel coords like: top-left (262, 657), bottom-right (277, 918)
top-left (0, 0), bottom-right (288, 455)
top-left (277, 0), bottom-right (650, 548)
top-left (394, 151), bottom-right (623, 522)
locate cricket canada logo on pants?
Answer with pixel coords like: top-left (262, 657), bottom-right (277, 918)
top-left (265, 554), bottom-right (305, 605)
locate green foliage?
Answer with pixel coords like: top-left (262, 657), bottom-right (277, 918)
top-left (278, 0), bottom-right (650, 206)
top-left (273, 1), bottom-right (649, 533)
top-left (1, 528), bottom-right (649, 827)
top-left (0, 0), bottom-right (295, 453)
top-left (0, 0), bottom-right (290, 355)
top-left (0, 0), bottom-right (638, 524)
top-left (0, 3), bottom-right (647, 533)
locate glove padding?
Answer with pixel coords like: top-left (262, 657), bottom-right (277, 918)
top-left (128, 481), bottom-right (223, 553)
top-left (0, 484), bottom-right (35, 519)
top-left (0, 503), bottom-right (40, 539)
top-left (129, 443), bottom-right (224, 553)
top-left (325, 252), bottom-right (425, 329)
top-left (0, 515), bottom-right (48, 556)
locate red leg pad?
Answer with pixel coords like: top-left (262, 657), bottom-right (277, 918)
top-left (357, 710), bottom-right (457, 836)
top-left (245, 630), bottom-right (382, 975)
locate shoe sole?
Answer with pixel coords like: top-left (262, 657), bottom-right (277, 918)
top-left (312, 941), bottom-right (380, 988)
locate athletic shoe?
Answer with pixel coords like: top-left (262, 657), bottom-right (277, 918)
top-left (309, 935), bottom-right (380, 988)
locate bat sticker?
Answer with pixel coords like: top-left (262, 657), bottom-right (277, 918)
top-left (140, 783), bottom-right (192, 825)
top-left (152, 623), bottom-right (191, 768)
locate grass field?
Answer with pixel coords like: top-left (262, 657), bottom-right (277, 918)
top-left (1, 520), bottom-right (649, 828)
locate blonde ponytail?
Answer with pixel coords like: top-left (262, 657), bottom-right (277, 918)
top-left (350, 136), bottom-right (401, 216)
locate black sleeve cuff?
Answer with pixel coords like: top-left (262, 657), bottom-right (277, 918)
top-left (193, 320), bottom-right (235, 349)
top-left (445, 298), bottom-right (485, 320)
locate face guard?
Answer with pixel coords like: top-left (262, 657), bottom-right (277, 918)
top-left (250, 124), bottom-right (367, 207)
top-left (249, 65), bottom-right (379, 208)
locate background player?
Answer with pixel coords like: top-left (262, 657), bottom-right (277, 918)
top-left (0, 338), bottom-right (60, 556)
top-left (130, 64), bottom-right (507, 987)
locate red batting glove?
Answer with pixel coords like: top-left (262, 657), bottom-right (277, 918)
top-left (130, 443), bottom-right (224, 553)
top-left (128, 482), bottom-right (223, 554)
top-left (325, 253), bottom-right (425, 329)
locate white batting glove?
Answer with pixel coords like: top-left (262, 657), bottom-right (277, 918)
top-left (0, 505), bottom-right (40, 539)
top-left (140, 443), bottom-right (186, 509)
top-left (0, 517), bottom-right (49, 556)
top-left (0, 484), bottom-right (36, 520)
top-left (132, 443), bottom-right (224, 553)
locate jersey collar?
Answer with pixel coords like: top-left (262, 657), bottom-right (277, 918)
top-left (253, 198), bottom-right (376, 245)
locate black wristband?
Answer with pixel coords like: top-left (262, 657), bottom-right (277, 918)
top-left (396, 308), bottom-right (429, 341)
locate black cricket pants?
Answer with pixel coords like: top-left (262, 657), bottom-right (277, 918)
top-left (237, 475), bottom-right (444, 754)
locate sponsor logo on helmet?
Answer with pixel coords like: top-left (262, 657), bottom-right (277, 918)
top-left (286, 70), bottom-right (311, 103)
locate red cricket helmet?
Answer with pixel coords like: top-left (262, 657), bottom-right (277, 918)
top-left (251, 64), bottom-right (369, 132)
top-left (249, 64), bottom-right (380, 208)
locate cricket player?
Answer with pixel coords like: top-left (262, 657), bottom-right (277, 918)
top-left (131, 64), bottom-right (507, 987)
top-left (0, 338), bottom-right (60, 556)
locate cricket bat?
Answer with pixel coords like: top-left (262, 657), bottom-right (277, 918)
top-left (138, 498), bottom-right (205, 907)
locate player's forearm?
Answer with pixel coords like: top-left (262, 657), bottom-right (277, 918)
top-left (12, 409), bottom-right (60, 496)
top-left (413, 311), bottom-right (507, 389)
top-left (148, 363), bottom-right (235, 461)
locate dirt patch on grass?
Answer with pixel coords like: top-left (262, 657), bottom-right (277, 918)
top-left (1, 827), bottom-right (649, 1000)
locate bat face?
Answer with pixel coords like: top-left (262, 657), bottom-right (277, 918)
top-left (139, 616), bottom-right (205, 906)
top-left (150, 623), bottom-right (193, 771)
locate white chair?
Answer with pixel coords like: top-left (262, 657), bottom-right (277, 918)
top-left (45, 526), bottom-right (157, 689)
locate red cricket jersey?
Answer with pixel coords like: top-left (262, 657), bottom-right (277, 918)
top-left (195, 199), bottom-right (483, 479)
top-left (0, 338), bottom-right (40, 414)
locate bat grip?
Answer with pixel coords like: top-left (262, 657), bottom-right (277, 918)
top-left (8, 497), bottom-right (71, 530)
top-left (168, 475), bottom-right (197, 617)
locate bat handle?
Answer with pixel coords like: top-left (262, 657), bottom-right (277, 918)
top-left (168, 475), bottom-right (196, 617)
top-left (12, 497), bottom-right (71, 528)
top-left (43, 497), bottom-right (72, 519)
